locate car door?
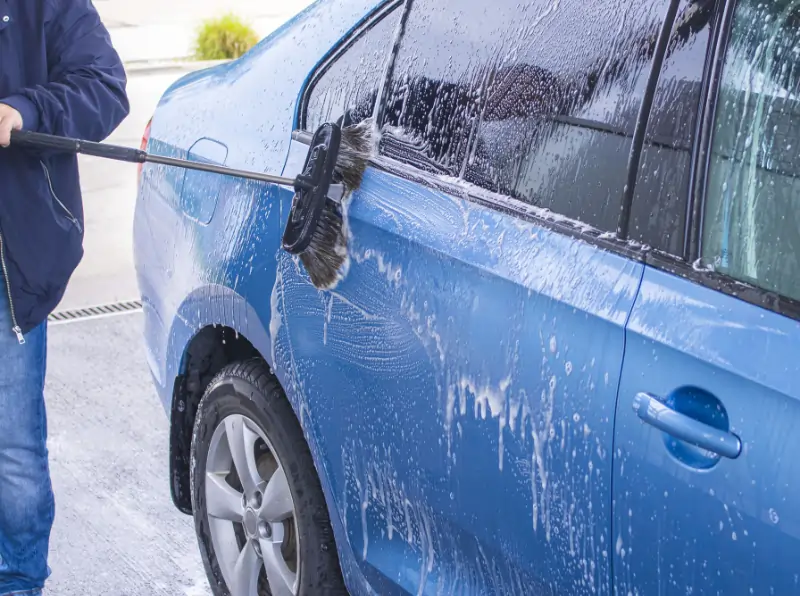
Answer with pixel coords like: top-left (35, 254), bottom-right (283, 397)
top-left (613, 0), bottom-right (800, 594)
top-left (273, 0), bottom-right (685, 594)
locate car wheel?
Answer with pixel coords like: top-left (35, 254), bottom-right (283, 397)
top-left (190, 360), bottom-right (347, 596)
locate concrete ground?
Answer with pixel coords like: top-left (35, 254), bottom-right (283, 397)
top-left (46, 313), bottom-right (211, 596)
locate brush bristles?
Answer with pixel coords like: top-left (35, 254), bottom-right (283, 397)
top-left (299, 206), bottom-right (348, 289)
top-left (335, 118), bottom-right (376, 192)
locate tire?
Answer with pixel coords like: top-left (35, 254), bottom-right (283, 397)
top-left (190, 359), bottom-right (347, 596)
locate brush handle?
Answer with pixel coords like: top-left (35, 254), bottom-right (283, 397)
top-left (9, 130), bottom-right (298, 187)
top-left (11, 129), bottom-right (146, 162)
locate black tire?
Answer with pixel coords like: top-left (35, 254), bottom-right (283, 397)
top-left (190, 359), bottom-right (347, 596)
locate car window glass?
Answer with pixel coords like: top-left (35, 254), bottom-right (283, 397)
top-left (630, 0), bottom-right (714, 255)
top-left (304, 6), bottom-right (401, 132)
top-left (702, 0), bottom-right (800, 302)
top-left (378, 0), bottom-right (698, 232)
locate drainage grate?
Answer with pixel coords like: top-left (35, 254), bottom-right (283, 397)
top-left (48, 300), bottom-right (143, 323)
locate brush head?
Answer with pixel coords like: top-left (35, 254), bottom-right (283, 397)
top-left (290, 116), bottom-right (378, 289)
top-left (298, 201), bottom-right (348, 289)
top-left (283, 122), bottom-right (341, 255)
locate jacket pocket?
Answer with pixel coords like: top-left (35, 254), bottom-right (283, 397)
top-left (39, 160), bottom-right (83, 234)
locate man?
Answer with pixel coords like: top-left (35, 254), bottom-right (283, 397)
top-left (0, 1), bottom-right (129, 594)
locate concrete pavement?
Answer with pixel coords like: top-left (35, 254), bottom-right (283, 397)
top-left (46, 313), bottom-right (211, 596)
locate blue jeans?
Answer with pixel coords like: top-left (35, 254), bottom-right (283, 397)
top-left (0, 286), bottom-right (51, 596)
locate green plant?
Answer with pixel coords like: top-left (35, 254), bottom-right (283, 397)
top-left (193, 14), bottom-right (259, 61)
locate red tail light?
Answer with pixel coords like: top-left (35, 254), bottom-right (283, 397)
top-left (137, 117), bottom-right (152, 185)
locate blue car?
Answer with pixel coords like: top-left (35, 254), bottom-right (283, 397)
top-left (133, 0), bottom-right (800, 594)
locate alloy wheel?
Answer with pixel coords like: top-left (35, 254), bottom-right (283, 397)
top-left (205, 414), bottom-right (299, 596)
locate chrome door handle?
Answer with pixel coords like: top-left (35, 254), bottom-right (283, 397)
top-left (632, 392), bottom-right (742, 459)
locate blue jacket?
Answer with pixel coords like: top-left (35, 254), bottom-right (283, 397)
top-left (0, 0), bottom-right (129, 338)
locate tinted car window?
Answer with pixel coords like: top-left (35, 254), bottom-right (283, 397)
top-left (304, 5), bottom-right (401, 132)
top-left (702, 0), bottom-right (800, 302)
top-left (379, 0), bottom-right (688, 232)
top-left (630, 0), bottom-right (714, 254)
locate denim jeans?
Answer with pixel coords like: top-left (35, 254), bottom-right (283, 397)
top-left (0, 285), bottom-right (51, 596)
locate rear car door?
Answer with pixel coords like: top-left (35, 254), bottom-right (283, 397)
top-left (273, 1), bottom-right (691, 594)
top-left (613, 0), bottom-right (800, 593)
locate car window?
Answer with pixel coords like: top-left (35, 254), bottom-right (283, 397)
top-left (378, 0), bottom-right (686, 232)
top-left (303, 4), bottom-right (401, 132)
top-left (702, 0), bottom-right (800, 302)
top-left (630, 0), bottom-right (714, 255)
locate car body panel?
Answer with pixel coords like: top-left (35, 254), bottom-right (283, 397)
top-left (613, 266), bottom-right (800, 595)
top-left (272, 134), bottom-right (644, 593)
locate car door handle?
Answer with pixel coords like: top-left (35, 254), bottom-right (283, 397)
top-left (632, 393), bottom-right (742, 459)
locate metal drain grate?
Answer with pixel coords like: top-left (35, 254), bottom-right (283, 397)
top-left (48, 300), bottom-right (143, 323)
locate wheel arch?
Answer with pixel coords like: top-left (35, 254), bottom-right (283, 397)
top-left (162, 287), bottom-right (332, 525)
top-left (168, 323), bottom-right (261, 513)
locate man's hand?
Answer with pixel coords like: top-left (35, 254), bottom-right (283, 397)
top-left (0, 103), bottom-right (23, 148)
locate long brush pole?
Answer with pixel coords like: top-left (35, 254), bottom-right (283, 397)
top-left (9, 130), bottom-right (307, 189)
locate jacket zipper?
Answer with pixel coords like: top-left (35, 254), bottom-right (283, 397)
top-left (40, 161), bottom-right (83, 233)
top-left (0, 231), bottom-right (25, 344)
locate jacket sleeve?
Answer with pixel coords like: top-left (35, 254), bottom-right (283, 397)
top-left (1, 0), bottom-right (130, 141)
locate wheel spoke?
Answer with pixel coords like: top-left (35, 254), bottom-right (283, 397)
top-left (205, 473), bottom-right (244, 522)
top-left (259, 466), bottom-right (293, 522)
top-left (225, 416), bottom-right (262, 500)
top-left (231, 541), bottom-right (262, 596)
top-left (261, 538), bottom-right (296, 596)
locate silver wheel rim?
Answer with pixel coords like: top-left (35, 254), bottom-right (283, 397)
top-left (205, 414), bottom-right (299, 596)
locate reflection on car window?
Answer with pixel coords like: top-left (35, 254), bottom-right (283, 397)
top-left (379, 0), bottom-right (712, 232)
top-left (304, 6), bottom-right (401, 132)
top-left (702, 0), bottom-right (800, 302)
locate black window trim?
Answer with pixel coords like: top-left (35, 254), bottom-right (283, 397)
top-left (648, 0), bottom-right (800, 323)
top-left (296, 0), bottom-right (404, 132)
